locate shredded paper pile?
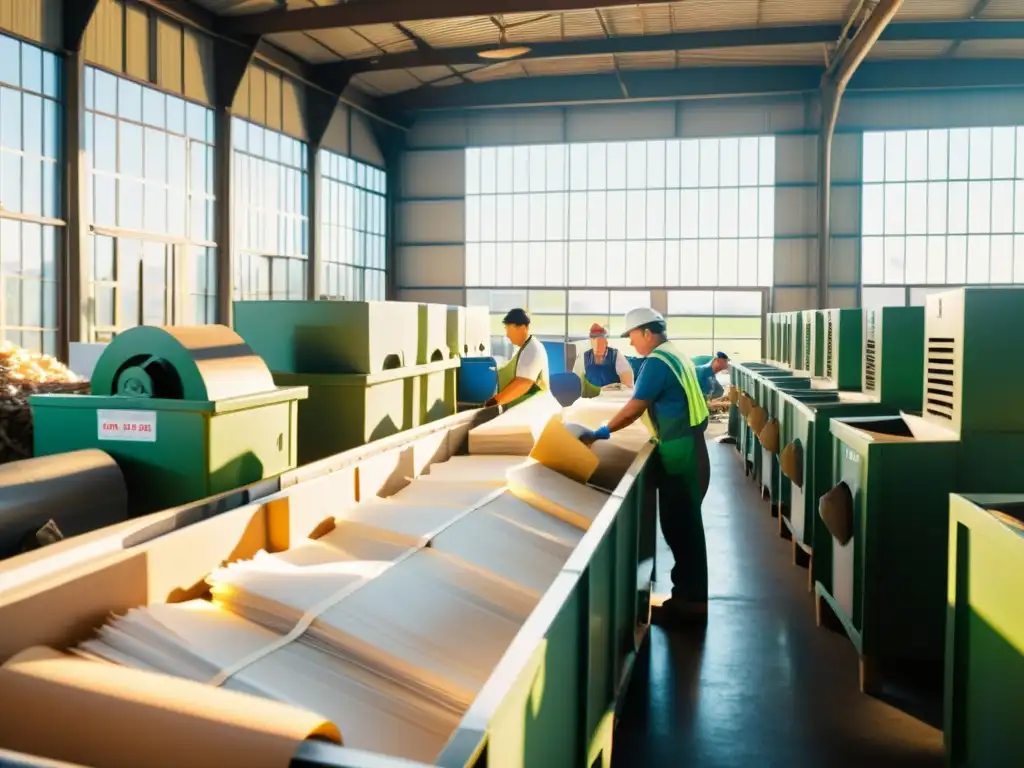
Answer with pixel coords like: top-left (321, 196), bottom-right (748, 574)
top-left (0, 342), bottom-right (88, 463)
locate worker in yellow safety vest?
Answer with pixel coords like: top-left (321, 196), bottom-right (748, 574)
top-left (484, 308), bottom-right (550, 410)
top-left (578, 308), bottom-right (711, 628)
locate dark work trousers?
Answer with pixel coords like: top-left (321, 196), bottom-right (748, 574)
top-left (656, 430), bottom-right (711, 603)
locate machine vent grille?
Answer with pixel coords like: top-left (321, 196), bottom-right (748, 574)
top-left (925, 336), bottom-right (956, 421)
top-left (825, 315), bottom-right (835, 380)
top-left (803, 323), bottom-right (811, 371)
top-left (864, 313), bottom-right (877, 393)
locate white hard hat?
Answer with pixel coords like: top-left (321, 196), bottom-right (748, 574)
top-left (621, 307), bottom-right (666, 337)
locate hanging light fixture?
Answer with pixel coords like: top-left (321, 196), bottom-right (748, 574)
top-left (477, 27), bottom-right (531, 60)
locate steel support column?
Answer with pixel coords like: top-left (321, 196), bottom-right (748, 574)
top-left (817, 0), bottom-right (904, 308)
top-left (60, 0), bottom-right (100, 358)
top-left (212, 37), bottom-right (259, 325)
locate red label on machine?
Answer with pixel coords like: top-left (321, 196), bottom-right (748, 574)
top-left (97, 410), bottom-right (158, 443)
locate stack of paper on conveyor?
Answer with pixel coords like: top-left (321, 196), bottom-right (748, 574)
top-left (56, 410), bottom-right (641, 766)
top-left (467, 392), bottom-right (561, 455)
top-left (422, 454), bottom-right (530, 486)
top-left (429, 490), bottom-right (584, 594)
top-left (75, 600), bottom-right (459, 762)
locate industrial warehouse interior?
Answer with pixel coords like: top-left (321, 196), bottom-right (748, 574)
top-left (0, 0), bottom-right (1021, 766)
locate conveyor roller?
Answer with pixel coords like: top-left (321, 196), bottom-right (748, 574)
top-left (0, 449), bottom-right (127, 559)
top-left (90, 325), bottom-right (276, 402)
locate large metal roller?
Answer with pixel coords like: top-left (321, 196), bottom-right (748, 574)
top-left (0, 449), bottom-right (127, 559)
top-left (90, 325), bottom-right (276, 402)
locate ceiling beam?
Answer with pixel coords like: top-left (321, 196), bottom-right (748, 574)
top-left (221, 0), bottom-right (695, 35)
top-left (382, 58), bottom-right (1024, 111)
top-left (332, 19), bottom-right (1024, 73)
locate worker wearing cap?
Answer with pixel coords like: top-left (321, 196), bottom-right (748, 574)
top-left (485, 308), bottom-right (549, 409)
top-left (572, 323), bottom-right (634, 392)
top-left (695, 351), bottom-right (729, 400)
top-left (578, 307), bottom-right (711, 628)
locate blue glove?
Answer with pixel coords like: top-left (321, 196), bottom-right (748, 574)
top-left (592, 425), bottom-right (611, 441)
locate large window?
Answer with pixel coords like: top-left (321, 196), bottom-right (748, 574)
top-left (232, 118), bottom-right (308, 301)
top-left (0, 35), bottom-right (61, 354)
top-left (320, 149), bottom-right (386, 301)
top-left (861, 127), bottom-right (1024, 307)
top-left (85, 66), bottom-right (217, 339)
top-left (465, 138), bottom-right (775, 290)
top-left (666, 290), bottom-right (764, 360)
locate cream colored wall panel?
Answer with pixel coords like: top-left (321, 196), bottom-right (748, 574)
top-left (320, 104), bottom-right (350, 155)
top-left (397, 246), bottom-right (465, 288)
top-left (248, 65), bottom-right (267, 125)
top-left (829, 186), bottom-right (860, 237)
top-left (773, 238), bottom-right (814, 286)
top-left (775, 134), bottom-right (815, 184)
top-left (397, 201), bottom-right (464, 245)
top-left (265, 71), bottom-right (283, 132)
top-left (351, 111), bottom-right (384, 166)
top-left (233, 67), bottom-right (251, 117)
top-left (281, 76), bottom-right (307, 140)
top-left (566, 104), bottom-right (675, 142)
top-left (827, 287), bottom-right (858, 308)
top-left (155, 16), bottom-right (183, 95)
top-left (831, 133), bottom-right (861, 184)
top-left (401, 151), bottom-right (464, 199)
top-left (840, 91), bottom-right (1024, 131)
top-left (773, 286), bottom-right (816, 312)
top-left (124, 3), bottom-right (149, 81)
top-left (0, 0), bottom-right (61, 48)
top-left (397, 288), bottom-right (466, 304)
top-left (829, 237), bottom-right (859, 286)
top-left (679, 96), bottom-right (808, 138)
top-left (408, 114), bottom-right (470, 149)
top-left (775, 186), bottom-right (817, 237)
top-left (467, 109), bottom-right (564, 146)
top-left (182, 28), bottom-right (214, 105)
top-left (83, 0), bottom-right (124, 72)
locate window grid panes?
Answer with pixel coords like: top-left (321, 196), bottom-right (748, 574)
top-left (84, 66), bottom-right (217, 334)
top-left (665, 290), bottom-right (763, 360)
top-left (0, 35), bottom-right (62, 355)
top-left (464, 138), bottom-right (775, 291)
top-left (861, 127), bottom-right (1024, 289)
top-left (232, 117), bottom-right (309, 301)
top-left (319, 148), bottom-right (387, 301)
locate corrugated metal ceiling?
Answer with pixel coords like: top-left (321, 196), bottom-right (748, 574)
top-left (189, 0), bottom-right (1012, 98)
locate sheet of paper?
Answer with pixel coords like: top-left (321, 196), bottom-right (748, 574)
top-left (529, 417), bottom-right (600, 485)
top-left (506, 462), bottom-right (611, 531)
top-left (0, 646), bottom-right (340, 768)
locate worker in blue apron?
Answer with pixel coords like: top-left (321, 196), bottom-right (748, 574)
top-left (572, 323), bottom-right (634, 397)
top-left (695, 351), bottom-right (729, 401)
top-left (484, 308), bottom-right (550, 409)
top-left (578, 308), bottom-right (711, 628)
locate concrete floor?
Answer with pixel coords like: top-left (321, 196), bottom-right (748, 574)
top-left (612, 440), bottom-right (945, 768)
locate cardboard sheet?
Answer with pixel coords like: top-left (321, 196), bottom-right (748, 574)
top-left (422, 455), bottom-right (530, 486)
top-left (528, 417), bottom-right (600, 485)
top-left (506, 463), bottom-right (611, 531)
top-left (0, 646), bottom-right (340, 768)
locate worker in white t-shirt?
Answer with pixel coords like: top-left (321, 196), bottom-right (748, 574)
top-left (484, 308), bottom-right (550, 409)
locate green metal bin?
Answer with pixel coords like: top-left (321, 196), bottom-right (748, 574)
top-left (30, 325), bottom-right (307, 517)
top-left (944, 493), bottom-right (1024, 767)
top-left (816, 287), bottom-right (1024, 694)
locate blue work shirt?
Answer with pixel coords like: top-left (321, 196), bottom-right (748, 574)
top-left (694, 362), bottom-right (718, 396)
top-left (634, 357), bottom-right (709, 433)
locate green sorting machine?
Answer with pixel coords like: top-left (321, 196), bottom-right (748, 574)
top-left (776, 307), bottom-right (925, 579)
top-left (233, 300), bottom-right (460, 466)
top-left (944, 494), bottom-right (1024, 767)
top-left (30, 325), bottom-right (307, 517)
top-left (446, 304), bottom-right (490, 358)
top-left (817, 287), bottom-right (1024, 694)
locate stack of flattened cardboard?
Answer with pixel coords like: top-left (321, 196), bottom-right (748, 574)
top-left (467, 393), bottom-right (561, 455)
